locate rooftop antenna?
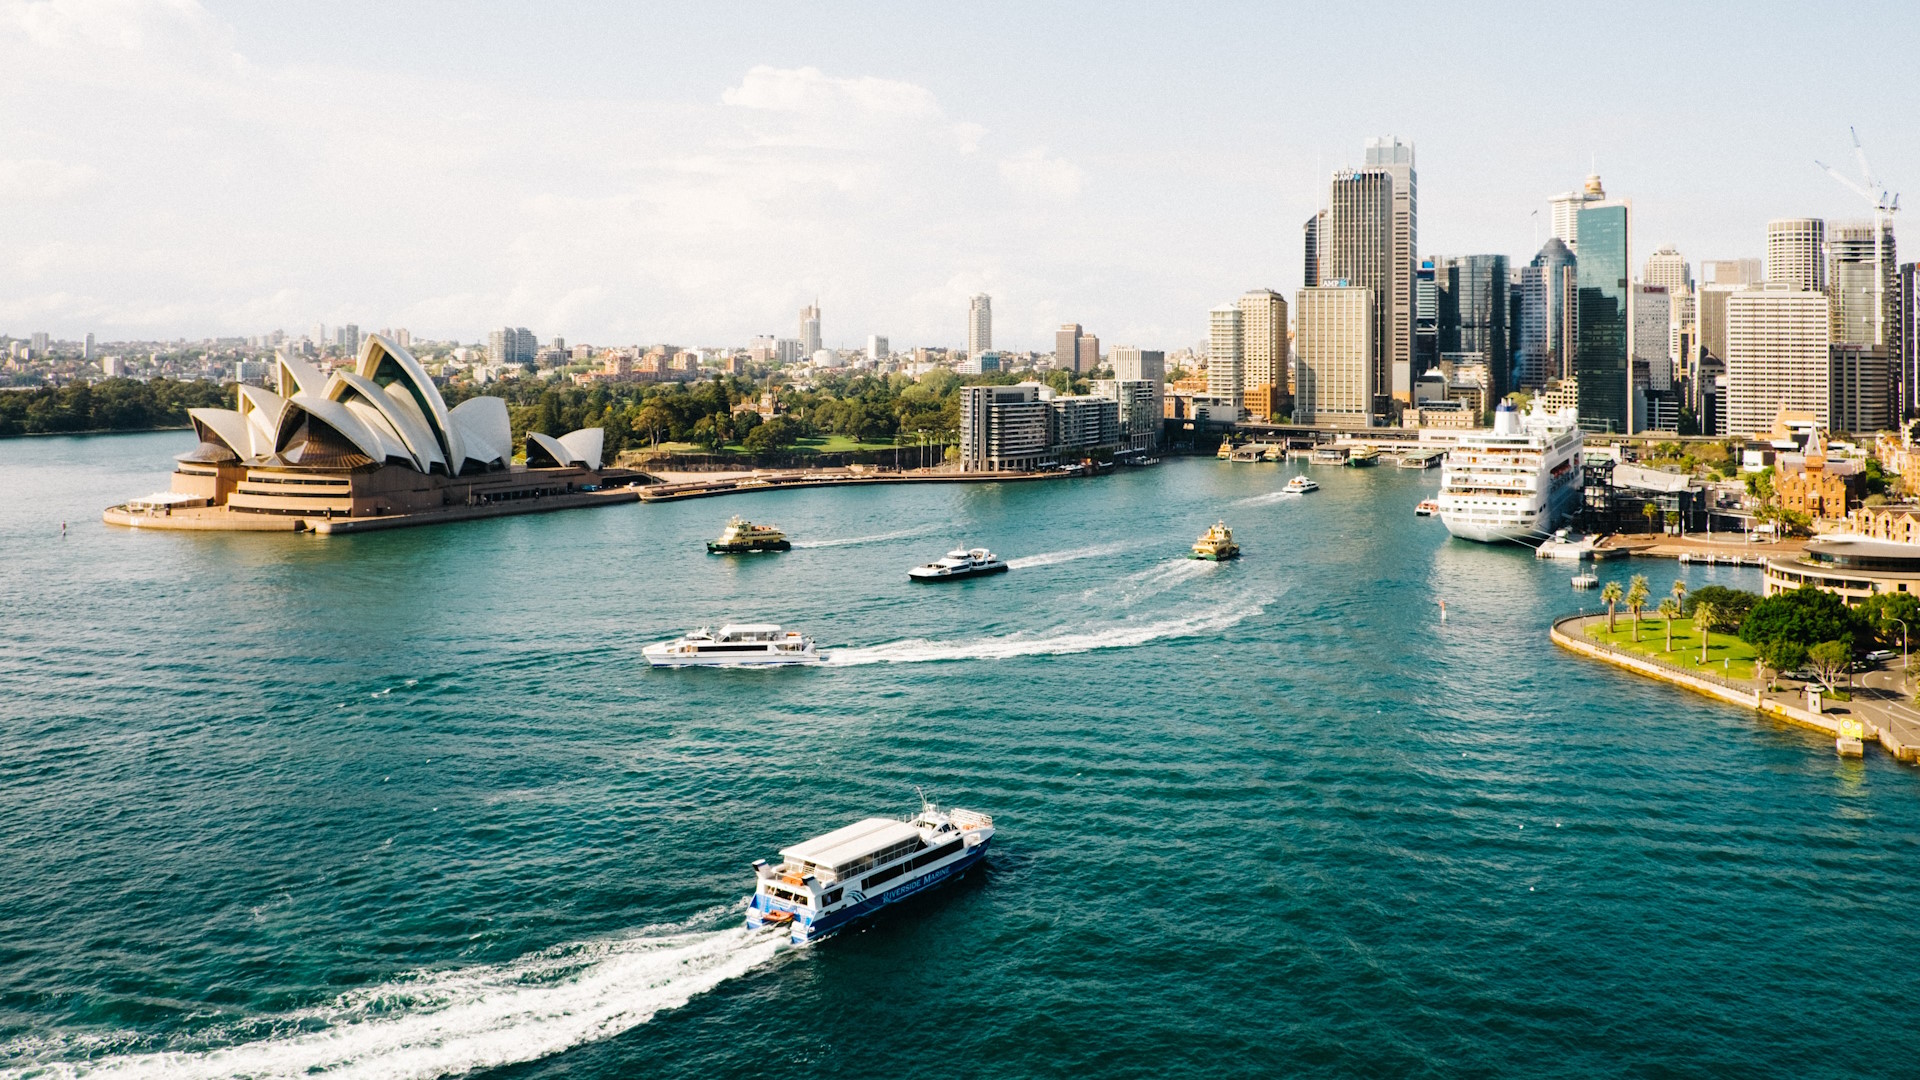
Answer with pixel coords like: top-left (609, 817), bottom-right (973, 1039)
top-left (1816, 126), bottom-right (1900, 346)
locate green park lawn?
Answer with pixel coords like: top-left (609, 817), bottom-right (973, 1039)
top-left (1585, 616), bottom-right (1759, 682)
top-left (643, 436), bottom-right (904, 456)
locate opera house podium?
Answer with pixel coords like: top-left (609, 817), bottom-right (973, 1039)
top-left (105, 334), bottom-right (639, 533)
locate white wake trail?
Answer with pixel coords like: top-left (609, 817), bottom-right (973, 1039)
top-left (14, 922), bottom-right (784, 1080)
top-left (791, 524), bottom-right (940, 549)
top-left (826, 603), bottom-right (1263, 666)
top-left (1231, 489), bottom-right (1303, 507)
top-left (1004, 541), bottom-right (1134, 570)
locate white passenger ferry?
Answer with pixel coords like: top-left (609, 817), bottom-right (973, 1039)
top-left (1436, 401), bottom-right (1584, 544)
top-left (642, 624), bottom-right (822, 667)
top-left (908, 547), bottom-right (1009, 581)
top-left (746, 799), bottom-right (995, 943)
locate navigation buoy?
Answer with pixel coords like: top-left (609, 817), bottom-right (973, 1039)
top-left (1439, 599), bottom-right (1447, 621)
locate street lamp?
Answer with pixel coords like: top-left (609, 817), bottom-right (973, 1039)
top-left (1895, 617), bottom-right (1910, 675)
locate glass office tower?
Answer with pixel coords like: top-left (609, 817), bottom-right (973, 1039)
top-left (1575, 203), bottom-right (1631, 433)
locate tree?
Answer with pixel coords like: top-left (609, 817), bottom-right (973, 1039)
top-left (1857, 592), bottom-right (1920, 649)
top-left (1670, 579), bottom-right (1687, 617)
top-left (1756, 639), bottom-right (1807, 691)
top-left (743, 415), bottom-right (803, 453)
top-left (1626, 575), bottom-right (1651, 642)
top-left (1658, 598), bottom-right (1681, 652)
top-left (1601, 580), bottom-right (1624, 633)
top-left (1807, 640), bottom-right (1852, 694)
top-left (1694, 600), bottom-right (1719, 665)
top-left (1683, 585), bottom-right (1758, 626)
top-left (1738, 584), bottom-right (1862, 650)
top-left (1642, 502), bottom-right (1660, 533)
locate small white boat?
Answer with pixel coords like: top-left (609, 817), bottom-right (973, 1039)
top-left (746, 797), bottom-right (995, 944)
top-left (909, 547), bottom-right (1009, 582)
top-left (1415, 499), bottom-right (1439, 516)
top-left (643, 624), bottom-right (823, 667)
top-left (1285, 476), bottom-right (1320, 494)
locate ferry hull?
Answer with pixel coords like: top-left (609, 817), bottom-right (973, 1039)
top-left (746, 840), bottom-right (990, 944)
top-left (908, 564), bottom-right (1009, 582)
top-left (708, 540), bottom-right (791, 554)
top-left (641, 647), bottom-right (823, 668)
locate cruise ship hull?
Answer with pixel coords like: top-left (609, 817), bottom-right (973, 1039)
top-left (1434, 405), bottom-right (1584, 546)
top-left (747, 839), bottom-right (990, 944)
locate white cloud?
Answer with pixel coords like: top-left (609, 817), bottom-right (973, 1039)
top-left (0, 158), bottom-right (98, 200)
top-left (998, 148), bottom-right (1085, 199)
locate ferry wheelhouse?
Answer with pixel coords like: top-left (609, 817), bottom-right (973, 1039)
top-left (1190, 521), bottom-right (1240, 561)
top-left (642, 624), bottom-right (822, 667)
top-left (1436, 402), bottom-right (1584, 543)
top-left (747, 801), bottom-right (995, 943)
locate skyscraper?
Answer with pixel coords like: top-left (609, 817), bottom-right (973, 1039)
top-left (1767, 218), bottom-right (1827, 292)
top-left (1517, 238), bottom-right (1577, 389)
top-left (1077, 333), bottom-right (1101, 373)
top-left (1294, 287), bottom-right (1374, 426)
top-left (1450, 255), bottom-right (1510, 400)
top-left (1364, 136), bottom-right (1417, 403)
top-left (1056, 324), bottom-right (1083, 373)
top-left (1548, 174), bottom-right (1605, 251)
top-left (968, 294), bottom-right (992, 359)
top-left (1303, 210), bottom-right (1326, 288)
top-left (1237, 289), bottom-right (1289, 416)
top-left (82, 332), bottom-right (95, 361)
top-left (799, 304), bottom-right (822, 356)
top-left (1575, 197), bottom-right (1633, 433)
top-left (1725, 287), bottom-right (1831, 437)
top-left (1415, 259), bottom-right (1440, 376)
top-left (1827, 219), bottom-right (1897, 347)
top-left (1324, 168), bottom-right (1393, 412)
top-left (1207, 305), bottom-right (1244, 413)
top-left (1644, 246), bottom-right (1692, 291)
top-left (867, 335), bottom-right (889, 361)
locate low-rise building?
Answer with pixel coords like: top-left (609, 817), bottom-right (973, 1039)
top-left (1775, 454), bottom-right (1864, 521)
top-left (1763, 535), bottom-right (1920, 604)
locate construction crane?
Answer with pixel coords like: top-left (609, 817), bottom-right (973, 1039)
top-left (1815, 126), bottom-right (1900, 346)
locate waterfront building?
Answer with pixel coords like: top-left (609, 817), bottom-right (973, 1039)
top-left (1364, 136), bottom-right (1418, 402)
top-left (1238, 289), bottom-right (1289, 419)
top-left (1762, 535), bottom-right (1920, 605)
top-left (1575, 197), bottom-right (1633, 433)
top-left (110, 335), bottom-right (609, 529)
top-left (1724, 287), bottom-right (1831, 437)
top-left (1767, 218), bottom-right (1826, 293)
top-left (968, 294), bottom-right (992, 359)
top-left (1644, 246), bottom-right (1691, 292)
top-left (1517, 239), bottom-right (1576, 389)
top-left (1325, 168), bottom-right (1394, 412)
top-left (1294, 286), bottom-right (1374, 426)
top-left (1047, 392), bottom-right (1121, 455)
top-left (1056, 324), bottom-right (1084, 373)
top-left (800, 304), bottom-right (822, 356)
top-left (1110, 346), bottom-right (1165, 425)
top-left (1207, 304), bottom-right (1244, 417)
top-left (1093, 379), bottom-right (1161, 451)
top-left (960, 384), bottom-right (1049, 472)
top-left (1549, 174), bottom-right (1605, 251)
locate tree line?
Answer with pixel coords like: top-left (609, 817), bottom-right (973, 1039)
top-left (0, 379), bottom-right (233, 437)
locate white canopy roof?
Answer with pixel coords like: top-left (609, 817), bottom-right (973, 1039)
top-left (781, 818), bottom-right (920, 871)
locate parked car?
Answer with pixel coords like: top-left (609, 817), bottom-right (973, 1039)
top-left (1865, 649), bottom-right (1897, 662)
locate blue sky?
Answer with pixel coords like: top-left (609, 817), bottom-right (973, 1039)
top-left (5, 0), bottom-right (1917, 350)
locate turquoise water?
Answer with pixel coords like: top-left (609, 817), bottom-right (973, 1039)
top-left (4, 431), bottom-right (1919, 1079)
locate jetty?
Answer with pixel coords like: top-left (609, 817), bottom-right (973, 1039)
top-left (638, 465), bottom-right (1083, 503)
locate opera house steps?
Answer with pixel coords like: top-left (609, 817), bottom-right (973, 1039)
top-left (103, 334), bottom-right (643, 534)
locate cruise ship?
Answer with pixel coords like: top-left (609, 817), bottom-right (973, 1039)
top-left (642, 624), bottom-right (822, 667)
top-left (746, 799), bottom-right (995, 943)
top-left (1436, 401), bottom-right (1584, 543)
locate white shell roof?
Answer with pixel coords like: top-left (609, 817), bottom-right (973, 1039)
top-left (781, 818), bottom-right (921, 870)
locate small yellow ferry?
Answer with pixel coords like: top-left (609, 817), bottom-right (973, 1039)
top-left (708, 516), bottom-right (791, 553)
top-left (1190, 521), bottom-right (1240, 561)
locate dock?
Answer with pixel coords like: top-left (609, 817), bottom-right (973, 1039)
top-left (1395, 449), bottom-right (1445, 469)
top-left (637, 466), bottom-right (1081, 502)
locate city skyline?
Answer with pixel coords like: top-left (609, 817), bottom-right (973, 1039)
top-left (5, 2), bottom-right (1920, 349)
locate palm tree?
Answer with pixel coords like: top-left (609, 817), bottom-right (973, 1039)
top-left (1601, 580), bottom-right (1624, 633)
top-left (1671, 579), bottom-right (1687, 613)
top-left (1642, 502), bottom-right (1660, 533)
top-left (1626, 575), bottom-right (1651, 642)
top-left (1694, 600), bottom-right (1717, 666)
top-left (1658, 598), bottom-right (1681, 652)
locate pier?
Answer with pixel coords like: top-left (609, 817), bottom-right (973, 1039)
top-left (637, 465), bottom-right (1084, 502)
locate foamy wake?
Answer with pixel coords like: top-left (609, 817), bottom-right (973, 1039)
top-left (827, 603), bottom-right (1261, 666)
top-left (1231, 489), bottom-right (1302, 507)
top-left (10, 920), bottom-right (783, 1080)
top-left (1081, 556), bottom-right (1215, 603)
top-left (1004, 541), bottom-right (1134, 570)
top-left (791, 524), bottom-right (940, 549)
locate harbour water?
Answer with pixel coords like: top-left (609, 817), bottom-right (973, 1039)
top-left (5, 431), bottom-right (1920, 1078)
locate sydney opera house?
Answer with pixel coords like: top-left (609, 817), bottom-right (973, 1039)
top-left (105, 334), bottom-right (637, 533)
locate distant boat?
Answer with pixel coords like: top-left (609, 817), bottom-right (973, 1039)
top-left (1190, 521), bottom-right (1240, 561)
top-left (1345, 447), bottom-right (1381, 467)
top-left (1286, 476), bottom-right (1320, 494)
top-left (909, 547), bottom-right (1009, 582)
top-left (1415, 499), bottom-right (1439, 516)
top-left (708, 516), bottom-right (790, 553)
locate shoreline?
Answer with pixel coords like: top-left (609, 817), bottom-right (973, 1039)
top-left (637, 467), bottom-right (1098, 502)
top-left (1, 425), bottom-right (194, 440)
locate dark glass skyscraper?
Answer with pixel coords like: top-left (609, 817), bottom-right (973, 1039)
top-left (1415, 258), bottom-right (1439, 375)
top-left (1517, 238), bottom-right (1576, 389)
top-left (1450, 254), bottom-right (1510, 401)
top-left (1575, 203), bottom-right (1631, 433)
